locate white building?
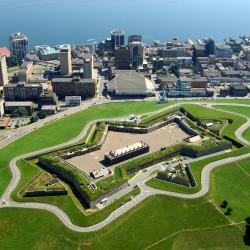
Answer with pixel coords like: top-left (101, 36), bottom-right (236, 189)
top-left (65, 96), bottom-right (81, 106)
top-left (0, 55), bottom-right (8, 86)
top-left (60, 44), bottom-right (72, 76)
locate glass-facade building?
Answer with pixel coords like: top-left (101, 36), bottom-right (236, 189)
top-left (111, 29), bottom-right (125, 52)
top-left (9, 32), bottom-right (29, 62)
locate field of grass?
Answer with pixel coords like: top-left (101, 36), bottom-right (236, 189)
top-left (199, 99), bottom-right (250, 105)
top-left (146, 145), bottom-right (250, 194)
top-left (208, 158), bottom-right (250, 223)
top-left (0, 195), bottom-right (246, 249)
top-left (214, 105), bottom-right (250, 118)
top-left (0, 102), bottom-right (168, 196)
top-left (181, 104), bottom-right (247, 140)
top-left (214, 105), bottom-right (250, 141)
top-left (1, 100), bottom-right (250, 249)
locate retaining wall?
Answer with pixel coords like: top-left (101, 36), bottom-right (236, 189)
top-left (156, 172), bottom-right (190, 187)
top-left (24, 190), bottom-right (67, 197)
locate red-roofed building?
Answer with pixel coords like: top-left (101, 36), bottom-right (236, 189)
top-left (0, 48), bottom-right (11, 58)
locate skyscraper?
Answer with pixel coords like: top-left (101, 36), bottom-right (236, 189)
top-left (9, 32), bottom-right (29, 62)
top-left (129, 42), bottom-right (144, 69)
top-left (60, 45), bottom-right (72, 76)
top-left (0, 55), bottom-right (8, 86)
top-left (111, 29), bottom-right (125, 52)
top-left (83, 55), bottom-right (94, 79)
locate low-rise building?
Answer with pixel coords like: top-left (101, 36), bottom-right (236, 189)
top-left (4, 82), bottom-right (43, 102)
top-left (41, 105), bottom-right (57, 115)
top-left (0, 117), bottom-right (11, 129)
top-left (51, 77), bottom-right (96, 100)
top-left (167, 77), bottom-right (192, 97)
top-left (65, 96), bottom-right (81, 106)
top-left (4, 101), bottom-right (35, 114)
top-left (107, 70), bottom-right (154, 97)
top-left (35, 45), bottom-right (60, 61)
top-left (38, 92), bottom-right (59, 107)
top-left (215, 45), bottom-right (233, 58)
top-left (229, 84), bottom-right (248, 97)
top-left (157, 47), bottom-right (187, 58)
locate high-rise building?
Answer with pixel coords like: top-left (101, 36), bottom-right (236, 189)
top-left (18, 61), bottom-right (34, 83)
top-left (83, 55), bottom-right (93, 79)
top-left (9, 32), bottom-right (29, 62)
top-left (111, 29), bottom-right (125, 52)
top-left (129, 42), bottom-right (144, 69)
top-left (60, 44), bottom-right (72, 76)
top-left (128, 35), bottom-right (142, 44)
top-left (115, 46), bottom-right (131, 70)
top-left (0, 55), bottom-right (8, 86)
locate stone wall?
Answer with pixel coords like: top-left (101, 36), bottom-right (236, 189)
top-left (38, 157), bottom-right (128, 208)
top-left (156, 172), bottom-right (190, 187)
top-left (24, 190), bottom-right (67, 197)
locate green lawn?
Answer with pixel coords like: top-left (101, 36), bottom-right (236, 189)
top-left (208, 158), bottom-right (250, 222)
top-left (0, 102), bottom-right (168, 196)
top-left (1, 101), bottom-right (250, 249)
top-left (181, 104), bottom-right (247, 140)
top-left (214, 105), bottom-right (250, 118)
top-left (214, 105), bottom-right (250, 142)
top-left (199, 99), bottom-right (250, 105)
top-left (12, 159), bottom-right (141, 227)
top-left (146, 146), bottom-right (250, 194)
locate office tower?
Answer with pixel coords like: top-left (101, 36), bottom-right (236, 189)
top-left (111, 29), bottom-right (125, 52)
top-left (115, 46), bottom-right (131, 70)
top-left (83, 55), bottom-right (93, 79)
top-left (60, 44), bottom-right (72, 75)
top-left (0, 55), bottom-right (8, 86)
top-left (9, 32), bottom-right (29, 62)
top-left (128, 35), bottom-right (142, 44)
top-left (129, 42), bottom-right (144, 69)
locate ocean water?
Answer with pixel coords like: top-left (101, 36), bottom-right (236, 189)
top-left (0, 0), bottom-right (250, 48)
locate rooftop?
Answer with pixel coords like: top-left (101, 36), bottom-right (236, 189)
top-left (35, 45), bottom-right (60, 56)
top-left (0, 48), bottom-right (11, 57)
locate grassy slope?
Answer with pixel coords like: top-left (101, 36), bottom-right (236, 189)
top-left (13, 160), bottom-right (141, 227)
top-left (214, 105), bottom-right (250, 141)
top-left (181, 104), bottom-right (247, 140)
top-left (0, 102), bottom-right (167, 196)
top-left (0, 101), bottom-right (250, 249)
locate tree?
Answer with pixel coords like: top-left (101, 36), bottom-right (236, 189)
top-left (38, 112), bottom-right (46, 119)
top-left (12, 109), bottom-right (19, 118)
top-left (18, 107), bottom-right (28, 117)
top-left (30, 117), bottom-right (38, 123)
top-left (243, 217), bottom-right (250, 246)
top-left (220, 200), bottom-right (228, 209)
top-left (205, 38), bottom-right (215, 56)
top-left (245, 217), bottom-right (250, 225)
top-left (225, 207), bottom-right (232, 215)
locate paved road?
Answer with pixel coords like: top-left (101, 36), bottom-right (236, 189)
top-left (0, 102), bottom-right (250, 232)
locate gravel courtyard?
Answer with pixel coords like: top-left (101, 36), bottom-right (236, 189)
top-left (66, 124), bottom-right (188, 173)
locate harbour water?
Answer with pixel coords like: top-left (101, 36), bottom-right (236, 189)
top-left (1, 0), bottom-right (250, 47)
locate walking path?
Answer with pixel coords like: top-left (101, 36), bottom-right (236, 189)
top-left (0, 102), bottom-right (249, 232)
